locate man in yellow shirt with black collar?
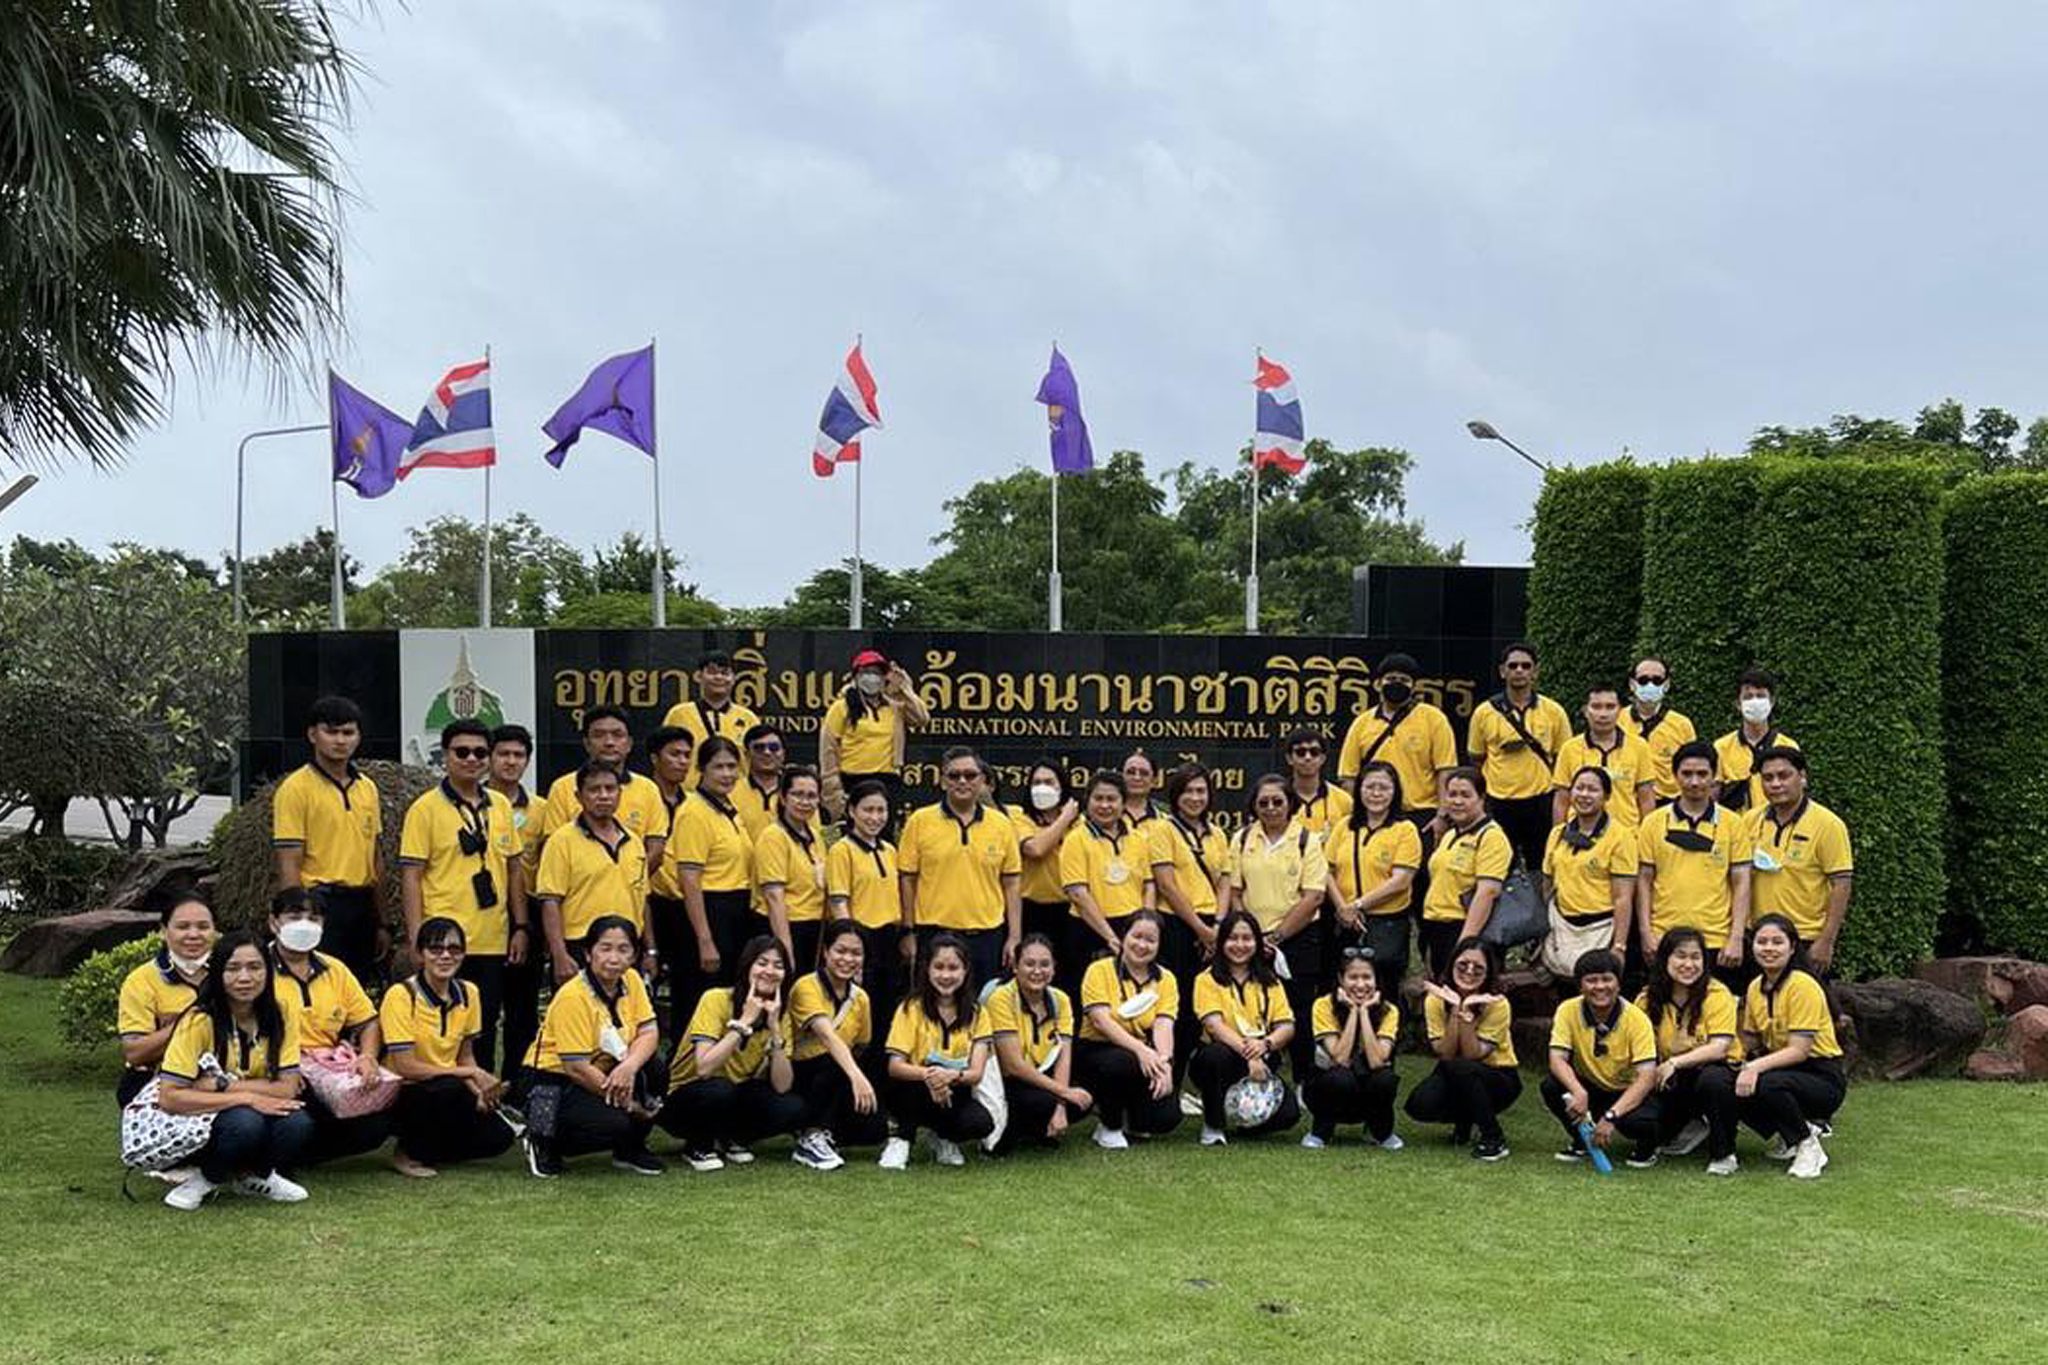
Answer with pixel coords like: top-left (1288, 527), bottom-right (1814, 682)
top-left (539, 706), bottom-right (667, 886)
top-left (1713, 668), bottom-right (1799, 813)
top-left (897, 745), bottom-right (1022, 988)
top-left (1636, 740), bottom-right (1754, 990)
top-left (660, 651), bottom-right (759, 787)
top-left (272, 695), bottom-right (385, 983)
top-left (485, 722), bottom-right (543, 1075)
top-left (1282, 728), bottom-right (1353, 836)
top-left (1747, 747), bottom-right (1854, 975)
top-left (732, 723), bottom-right (786, 838)
top-left (1624, 656), bottom-right (1696, 803)
top-left (1466, 642), bottom-right (1572, 872)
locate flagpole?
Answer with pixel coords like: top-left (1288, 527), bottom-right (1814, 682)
top-left (649, 336), bottom-right (666, 628)
top-left (1048, 469), bottom-right (1063, 632)
top-left (849, 333), bottom-right (865, 631)
top-left (480, 345), bottom-right (494, 627)
top-left (1245, 349), bottom-right (1261, 636)
top-left (330, 465), bottom-right (347, 630)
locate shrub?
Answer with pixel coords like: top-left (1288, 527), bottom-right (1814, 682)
top-left (0, 835), bottom-right (130, 922)
top-left (55, 934), bottom-right (161, 1053)
top-left (1526, 461), bottom-right (1651, 712)
top-left (1747, 460), bottom-right (1947, 976)
top-left (1637, 459), bottom-right (1762, 727)
top-left (1942, 474), bottom-right (2048, 958)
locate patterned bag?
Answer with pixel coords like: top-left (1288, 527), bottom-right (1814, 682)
top-left (119, 1057), bottom-right (220, 1171)
top-left (301, 1044), bottom-right (402, 1118)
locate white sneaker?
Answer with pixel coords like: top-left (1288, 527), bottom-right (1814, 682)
top-left (1092, 1126), bottom-right (1129, 1151)
top-left (1200, 1125), bottom-right (1228, 1147)
top-left (1377, 1133), bottom-right (1406, 1152)
top-left (163, 1172), bottom-right (218, 1211)
top-left (1787, 1136), bottom-right (1829, 1179)
top-left (1660, 1118), bottom-right (1710, 1156)
top-left (1706, 1154), bottom-right (1740, 1177)
top-left (1300, 1133), bottom-right (1327, 1150)
top-left (877, 1137), bottom-right (912, 1170)
top-left (148, 1165), bottom-right (198, 1186)
top-left (931, 1137), bottom-right (965, 1167)
top-left (791, 1132), bottom-right (844, 1171)
top-left (1179, 1090), bottom-right (1204, 1118)
top-left (234, 1173), bottom-right (309, 1203)
top-left (682, 1147), bottom-right (725, 1173)
top-left (718, 1142), bottom-right (754, 1166)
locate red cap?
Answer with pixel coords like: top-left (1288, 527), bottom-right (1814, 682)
top-left (851, 649), bottom-right (887, 670)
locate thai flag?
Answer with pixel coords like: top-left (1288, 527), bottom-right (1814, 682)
top-left (1252, 354), bottom-right (1306, 474)
top-left (812, 342), bottom-right (880, 478)
top-left (399, 359), bottom-right (496, 477)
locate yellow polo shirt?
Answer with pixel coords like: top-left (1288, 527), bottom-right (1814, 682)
top-left (982, 980), bottom-right (1072, 1070)
top-left (1336, 703), bottom-right (1459, 812)
top-left (884, 997), bottom-right (992, 1066)
top-left (897, 802), bottom-right (1021, 932)
top-left (1625, 706), bottom-right (1697, 800)
top-left (1230, 824), bottom-right (1328, 934)
top-left (117, 952), bottom-right (202, 1040)
top-left (1467, 694), bottom-right (1573, 800)
top-left (1712, 729), bottom-right (1800, 811)
top-left (1423, 994), bottom-right (1518, 1067)
top-left (399, 782), bottom-right (524, 955)
top-left (821, 695), bottom-right (897, 774)
top-left (1422, 819), bottom-right (1514, 923)
top-left (1637, 803), bottom-right (1753, 949)
top-left (1159, 815), bottom-right (1230, 917)
top-left (1059, 821), bottom-right (1150, 920)
top-left (271, 949), bottom-right (376, 1050)
top-left (1078, 958), bottom-right (1179, 1042)
top-left (540, 768), bottom-right (670, 849)
top-left (1746, 798), bottom-right (1854, 941)
top-left (789, 972), bottom-right (872, 1061)
top-left (271, 763), bottom-right (381, 888)
top-left (1541, 817), bottom-right (1637, 920)
top-left (162, 1009), bottom-right (300, 1083)
top-left (670, 987), bottom-right (794, 1087)
top-left (730, 776), bottom-right (781, 839)
top-left (1327, 819), bottom-right (1424, 915)
top-left (1310, 995), bottom-right (1401, 1048)
top-left (1122, 808), bottom-right (1179, 872)
top-left (670, 794), bottom-right (753, 893)
top-left (534, 817), bottom-right (649, 939)
top-left (1635, 980), bottom-right (1743, 1064)
top-left (1290, 781), bottom-right (1354, 837)
top-left (753, 818), bottom-right (828, 924)
top-left (825, 834), bottom-right (898, 929)
top-left (647, 788), bottom-right (686, 900)
top-left (377, 975), bottom-right (478, 1069)
top-left (1549, 997), bottom-right (1659, 1091)
top-left (1010, 806), bottom-right (1070, 903)
top-left (1192, 972), bottom-right (1293, 1040)
top-left (659, 699), bottom-right (761, 788)
top-left (526, 968), bottom-right (657, 1074)
top-left (1550, 731), bottom-right (1654, 828)
top-left (1742, 970), bottom-right (1842, 1059)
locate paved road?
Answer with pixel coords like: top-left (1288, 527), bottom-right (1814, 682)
top-left (0, 795), bottom-right (232, 848)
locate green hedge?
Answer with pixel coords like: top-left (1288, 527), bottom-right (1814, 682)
top-left (1637, 460), bottom-right (1762, 725)
top-left (0, 835), bottom-right (130, 924)
top-left (1747, 461), bottom-right (1947, 976)
top-left (56, 935), bottom-right (160, 1053)
top-left (1942, 474), bottom-right (2048, 958)
top-left (1526, 461), bottom-right (1650, 711)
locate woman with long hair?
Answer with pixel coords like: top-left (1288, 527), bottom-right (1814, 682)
top-left (1637, 928), bottom-right (1741, 1174)
top-left (1011, 761), bottom-right (1081, 984)
top-left (1059, 769), bottom-right (1152, 986)
top-left (1403, 936), bottom-right (1520, 1161)
top-left (1229, 774), bottom-right (1327, 1078)
top-left (1073, 911), bottom-right (1184, 1147)
top-left (878, 933), bottom-right (994, 1169)
top-left (983, 934), bottom-right (1092, 1154)
top-left (1735, 915), bottom-right (1845, 1179)
top-left (1419, 768), bottom-right (1512, 979)
top-left (1188, 910), bottom-right (1301, 1145)
top-left (1323, 762), bottom-right (1421, 999)
top-left (657, 934), bottom-right (805, 1171)
top-left (753, 764), bottom-right (829, 973)
top-left (819, 648), bottom-right (929, 824)
top-left (1302, 949), bottom-right (1402, 1150)
top-left (671, 735), bottom-right (755, 1034)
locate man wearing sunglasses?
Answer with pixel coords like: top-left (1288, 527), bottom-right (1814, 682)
top-left (1282, 729), bottom-right (1352, 836)
top-left (732, 723), bottom-right (788, 840)
top-left (1466, 641), bottom-right (1572, 873)
top-left (1635, 740), bottom-right (1755, 992)
top-left (398, 719), bottom-right (529, 1072)
top-left (897, 745), bottom-right (1023, 986)
top-left (1625, 657), bottom-right (1696, 804)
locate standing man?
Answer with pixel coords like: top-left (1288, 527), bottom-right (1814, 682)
top-left (1624, 656), bottom-right (1695, 804)
top-left (1550, 683), bottom-right (1656, 829)
top-left (1466, 642), bottom-right (1572, 872)
top-left (272, 695), bottom-right (385, 983)
top-left (1282, 728), bottom-right (1352, 836)
top-left (534, 763), bottom-right (649, 982)
top-left (661, 651), bottom-right (759, 787)
top-left (1337, 652), bottom-right (1458, 828)
top-left (1636, 741), bottom-right (1754, 989)
top-left (486, 723), bottom-right (542, 1070)
top-left (897, 745), bottom-right (1023, 987)
top-left (732, 723), bottom-right (786, 839)
top-left (539, 705), bottom-right (667, 886)
top-left (1747, 748), bottom-right (1854, 975)
top-left (1713, 668), bottom-right (1799, 813)
top-left (397, 720), bottom-right (528, 1072)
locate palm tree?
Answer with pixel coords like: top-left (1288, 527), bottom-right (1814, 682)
top-left (0, 1), bottom-right (356, 468)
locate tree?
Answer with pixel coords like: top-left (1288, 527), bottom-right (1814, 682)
top-left (2023, 419), bottom-right (2048, 471)
top-left (228, 530), bottom-right (360, 626)
top-left (1913, 400), bottom-right (1966, 447)
top-left (587, 531), bottom-right (683, 597)
top-left (551, 591), bottom-right (724, 629)
top-left (757, 561), bottom-right (939, 629)
top-left (0, 2), bottom-right (355, 469)
top-left (0, 678), bottom-right (146, 837)
top-left (1969, 407), bottom-right (2021, 468)
top-left (350, 514), bottom-right (591, 628)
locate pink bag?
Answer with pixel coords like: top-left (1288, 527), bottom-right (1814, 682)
top-left (300, 1044), bottom-right (401, 1118)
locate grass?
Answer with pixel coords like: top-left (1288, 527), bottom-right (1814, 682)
top-left (2, 973), bottom-right (2044, 1365)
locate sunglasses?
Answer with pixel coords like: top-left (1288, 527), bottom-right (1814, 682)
top-left (943, 769), bottom-right (979, 781)
top-left (448, 745), bottom-right (488, 759)
top-left (749, 740), bottom-right (784, 753)
top-left (1633, 674), bottom-right (1667, 686)
top-left (1291, 745), bottom-right (1323, 757)
top-left (420, 943), bottom-right (463, 957)
top-left (1254, 797), bottom-right (1288, 809)
top-left (1452, 960), bottom-right (1487, 974)
top-left (1504, 661), bottom-right (1535, 671)
top-left (1340, 946), bottom-right (1376, 962)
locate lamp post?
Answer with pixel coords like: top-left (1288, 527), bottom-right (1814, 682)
top-left (232, 424), bottom-right (328, 628)
top-left (1466, 419), bottom-right (1553, 474)
top-left (0, 474), bottom-right (39, 516)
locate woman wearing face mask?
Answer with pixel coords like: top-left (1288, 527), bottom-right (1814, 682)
top-left (1713, 668), bottom-right (1799, 813)
top-left (1011, 761), bottom-right (1081, 981)
top-left (1636, 928), bottom-right (1742, 1175)
top-left (1075, 911), bottom-right (1184, 1147)
top-left (117, 892), bottom-right (216, 1105)
top-left (1419, 768), bottom-right (1512, 980)
top-left (825, 781), bottom-right (902, 1066)
top-left (982, 934), bottom-right (1091, 1154)
top-left (516, 916), bottom-right (664, 1179)
top-left (1538, 767), bottom-right (1638, 980)
top-left (266, 889), bottom-right (393, 1171)
top-left (1404, 937), bottom-right (1520, 1161)
top-left (1060, 770), bottom-right (1153, 985)
top-left (1735, 915), bottom-right (1843, 1179)
top-left (1323, 762), bottom-right (1421, 999)
top-left (787, 920), bottom-right (886, 1170)
top-left (152, 932), bottom-right (311, 1210)
top-left (753, 765), bottom-right (829, 975)
top-left (879, 933), bottom-right (995, 1169)
top-left (658, 936), bottom-right (804, 1171)
top-left (819, 648), bottom-right (929, 824)
top-left (1189, 910), bottom-right (1301, 1145)
top-left (379, 918), bottom-right (516, 1174)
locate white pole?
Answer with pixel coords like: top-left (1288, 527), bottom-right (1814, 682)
top-left (1245, 348), bottom-right (1260, 635)
top-left (239, 423), bottom-right (327, 628)
top-left (850, 455), bottom-right (865, 630)
top-left (330, 471), bottom-right (346, 630)
top-left (650, 336), bottom-right (666, 628)
top-left (480, 346), bottom-right (494, 627)
top-left (1048, 471), bottom-right (1063, 631)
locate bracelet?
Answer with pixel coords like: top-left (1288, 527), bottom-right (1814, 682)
top-left (727, 1021), bottom-right (752, 1040)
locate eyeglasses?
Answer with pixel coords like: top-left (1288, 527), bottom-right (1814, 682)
top-left (420, 943), bottom-right (463, 957)
top-left (1633, 674), bottom-right (1667, 686)
top-left (942, 769), bottom-right (979, 781)
top-left (1451, 961), bottom-right (1487, 975)
top-left (1504, 661), bottom-right (1534, 671)
top-left (749, 741), bottom-right (783, 753)
top-left (1290, 745), bottom-right (1323, 757)
top-left (447, 745), bottom-right (488, 759)
top-left (1254, 797), bottom-right (1288, 809)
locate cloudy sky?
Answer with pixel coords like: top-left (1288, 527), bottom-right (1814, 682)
top-left (11, 1), bottom-right (2046, 607)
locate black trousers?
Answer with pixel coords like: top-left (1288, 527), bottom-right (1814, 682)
top-left (1404, 1058), bottom-right (1521, 1144)
top-left (523, 1074), bottom-right (654, 1160)
top-left (1274, 926), bottom-right (1325, 1079)
top-left (1420, 919), bottom-right (1466, 981)
top-left (300, 1092), bottom-right (395, 1167)
top-left (1331, 914), bottom-right (1413, 1007)
top-left (1486, 793), bottom-right (1553, 876)
top-left (790, 1054), bottom-right (889, 1147)
top-left (116, 1068), bottom-right (151, 1108)
top-left (198, 1106), bottom-right (315, 1183)
top-left (1404, 809), bottom-right (1440, 915)
top-left (1188, 1042), bottom-right (1300, 1136)
top-left (655, 1076), bottom-right (805, 1150)
top-left (672, 889), bottom-right (752, 1039)
top-left (854, 923), bottom-right (906, 1091)
top-left (393, 1076), bottom-right (515, 1167)
top-left (913, 924), bottom-right (1006, 994)
top-left (882, 1077), bottom-right (994, 1145)
top-left (1303, 1065), bottom-right (1400, 1141)
top-left (1662, 1064), bottom-right (1741, 1160)
top-left (1023, 899), bottom-right (1076, 994)
top-left (1073, 1040), bottom-right (1184, 1136)
top-left (1737, 1058), bottom-right (1847, 1147)
top-left (1538, 1075), bottom-right (1664, 1158)
top-left (743, 912), bottom-right (823, 979)
top-left (310, 884), bottom-right (380, 986)
top-left (647, 892), bottom-right (692, 1039)
top-left (1162, 916), bottom-right (1214, 1084)
top-left (500, 951), bottom-right (543, 1079)
top-left (456, 954), bottom-right (505, 1075)
top-left (990, 1075), bottom-right (1092, 1155)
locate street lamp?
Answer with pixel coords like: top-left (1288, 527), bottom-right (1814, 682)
top-left (232, 424), bottom-right (327, 628)
top-left (0, 474), bottom-right (39, 515)
top-left (1466, 419), bottom-right (1552, 473)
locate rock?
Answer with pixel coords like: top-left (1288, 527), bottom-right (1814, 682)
top-left (95, 851), bottom-right (212, 915)
top-left (1499, 967), bottom-right (1562, 1021)
top-left (0, 907), bottom-right (159, 977)
top-left (1832, 978), bottom-right (1987, 1081)
top-left (2006, 1005), bottom-right (2048, 1078)
top-left (1966, 1049), bottom-right (2028, 1081)
top-left (1913, 956), bottom-right (2048, 1017)
top-left (1511, 1013), bottom-right (1554, 1070)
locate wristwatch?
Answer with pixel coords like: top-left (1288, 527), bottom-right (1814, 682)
top-left (213, 1073), bottom-right (231, 1093)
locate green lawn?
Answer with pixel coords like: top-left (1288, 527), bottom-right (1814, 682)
top-left (2, 973), bottom-right (2043, 1365)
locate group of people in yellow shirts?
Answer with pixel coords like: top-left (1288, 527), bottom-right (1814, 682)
top-left (117, 642), bottom-right (1853, 1206)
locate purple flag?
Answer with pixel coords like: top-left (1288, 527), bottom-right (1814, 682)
top-left (1035, 346), bottom-right (1094, 474)
top-left (328, 370), bottom-right (410, 499)
top-left (544, 345), bottom-right (656, 466)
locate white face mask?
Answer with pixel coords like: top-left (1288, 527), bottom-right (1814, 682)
top-left (1029, 783), bottom-right (1061, 811)
top-left (1740, 697), bottom-right (1774, 725)
top-left (1633, 681), bottom-right (1667, 706)
top-left (856, 671), bottom-right (885, 697)
top-left (168, 949), bottom-right (210, 976)
top-left (275, 920), bottom-right (324, 954)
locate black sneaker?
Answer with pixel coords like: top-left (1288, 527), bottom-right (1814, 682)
top-left (1625, 1149), bottom-right (1659, 1170)
top-left (1555, 1143), bottom-right (1587, 1163)
top-left (611, 1149), bottom-right (666, 1176)
top-left (1472, 1137), bottom-right (1510, 1162)
top-left (523, 1134), bottom-right (563, 1180)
